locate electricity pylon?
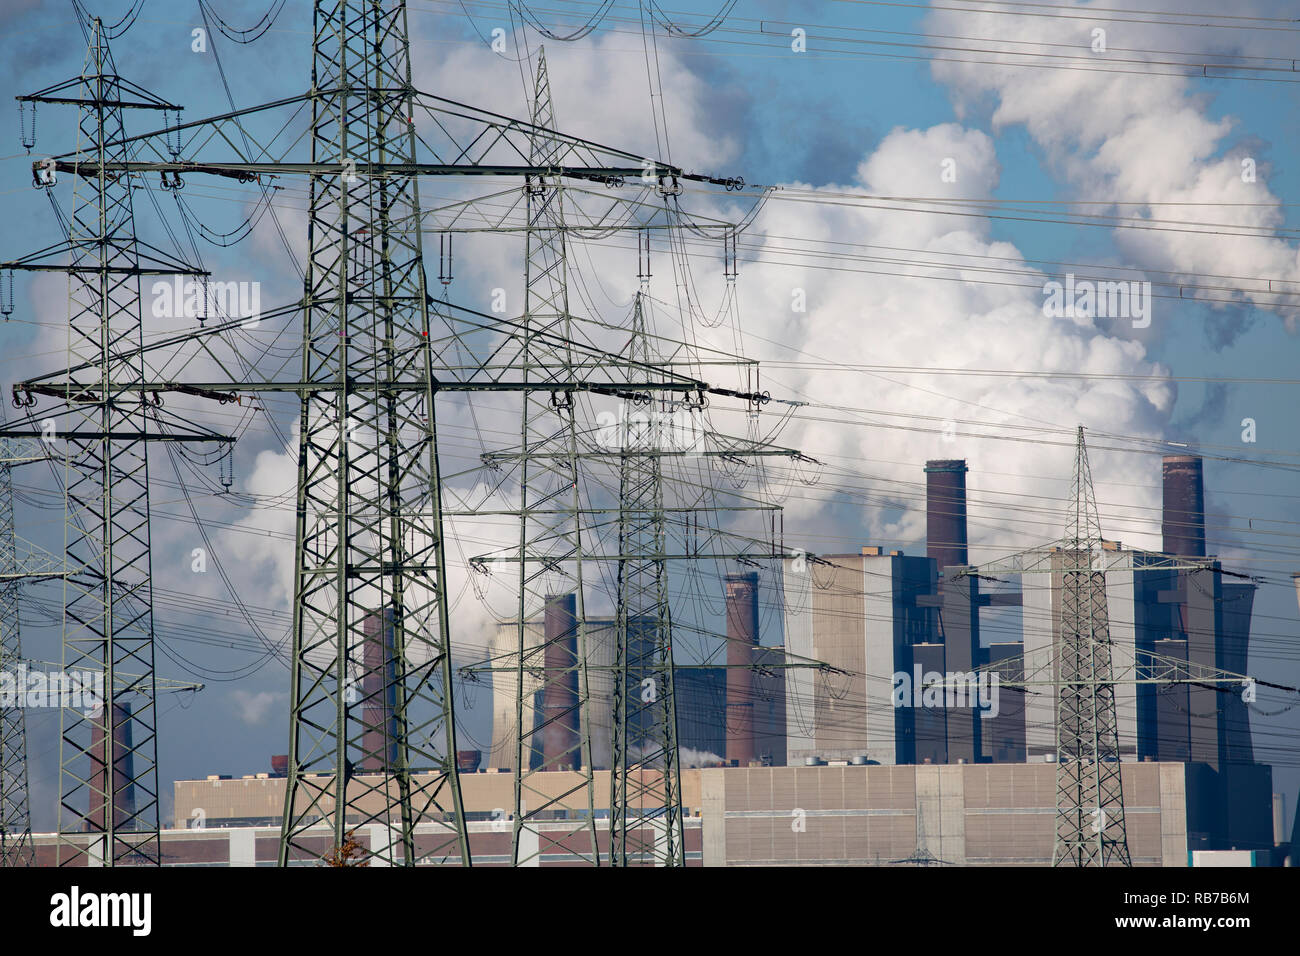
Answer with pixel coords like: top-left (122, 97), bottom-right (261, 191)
top-left (0, 437), bottom-right (40, 867)
top-left (274, 0), bottom-right (475, 867)
top-left (609, 292), bottom-right (684, 866)
top-left (1053, 425), bottom-right (1129, 865)
top-left (510, 46), bottom-right (600, 867)
top-left (0, 18), bottom-right (226, 866)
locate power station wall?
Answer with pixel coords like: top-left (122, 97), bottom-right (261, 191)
top-left (1103, 554), bottom-right (1141, 761)
top-left (674, 667), bottom-right (726, 763)
top-left (487, 616), bottom-right (759, 772)
top-left (169, 762), bottom-right (1190, 866)
top-left (982, 643), bottom-right (1026, 762)
top-left (806, 557), bottom-right (869, 760)
top-left (783, 556), bottom-right (817, 764)
top-left (1218, 582), bottom-right (1256, 767)
top-left (699, 762), bottom-right (1187, 866)
top-left (28, 819), bottom-right (708, 867)
top-left (782, 552), bottom-right (936, 766)
top-left (752, 647), bottom-right (787, 766)
top-left (911, 643), bottom-right (947, 764)
top-left (1022, 548), bottom-right (1145, 761)
top-left (488, 618), bottom-right (618, 771)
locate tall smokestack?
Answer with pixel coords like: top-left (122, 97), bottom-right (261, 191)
top-left (1292, 573), bottom-right (1300, 617)
top-left (540, 592), bottom-right (581, 771)
top-left (724, 572), bottom-right (759, 767)
top-left (1162, 455), bottom-right (1206, 557)
top-left (86, 702), bottom-right (134, 832)
top-left (925, 460), bottom-right (969, 575)
top-left (360, 608), bottom-right (399, 773)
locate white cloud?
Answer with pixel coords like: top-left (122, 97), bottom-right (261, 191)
top-left (926, 0), bottom-right (1300, 336)
top-left (230, 689), bottom-right (278, 725)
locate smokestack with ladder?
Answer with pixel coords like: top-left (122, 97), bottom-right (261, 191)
top-left (925, 460), bottom-right (969, 582)
top-left (540, 592), bottom-right (581, 771)
top-left (86, 702), bottom-right (135, 832)
top-left (1162, 455), bottom-right (1206, 557)
top-left (725, 572), bottom-right (760, 767)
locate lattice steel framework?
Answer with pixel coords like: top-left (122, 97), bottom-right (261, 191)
top-left (510, 48), bottom-right (600, 866)
top-left (279, 0), bottom-right (469, 866)
top-left (0, 438), bottom-right (35, 867)
top-left (609, 293), bottom-right (684, 867)
top-left (3, 20), bottom-right (186, 866)
top-left (1053, 426), bottom-right (1130, 866)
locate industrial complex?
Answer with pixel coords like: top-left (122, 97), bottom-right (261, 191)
top-left (37, 451), bottom-right (1278, 867)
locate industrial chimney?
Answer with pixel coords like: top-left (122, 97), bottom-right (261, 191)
top-left (925, 459), bottom-right (969, 576)
top-left (456, 750), bottom-right (482, 773)
top-left (724, 571), bottom-right (759, 767)
top-left (359, 608), bottom-right (399, 773)
top-left (1162, 455), bottom-right (1206, 557)
top-left (540, 592), bottom-right (581, 771)
top-left (86, 702), bottom-right (134, 832)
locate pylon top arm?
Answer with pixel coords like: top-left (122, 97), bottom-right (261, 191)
top-left (963, 642), bottom-right (1259, 688)
top-left (950, 541), bottom-right (1221, 578)
top-left (35, 87), bottom-right (742, 189)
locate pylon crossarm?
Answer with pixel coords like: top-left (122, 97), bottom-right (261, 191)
top-left (966, 643), bottom-right (1256, 688)
top-left (0, 535), bottom-right (67, 580)
top-left (40, 77), bottom-right (742, 188)
top-left (423, 183), bottom-right (741, 236)
top-left (15, 293), bottom-right (725, 401)
top-left (38, 103), bottom-right (727, 189)
top-left (2, 239), bottom-right (205, 276)
top-left (954, 543), bottom-right (1218, 578)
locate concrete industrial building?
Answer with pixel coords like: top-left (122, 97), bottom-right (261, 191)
top-left (485, 596), bottom-right (618, 772)
top-left (121, 452), bottom-right (1281, 866)
top-left (131, 760), bottom-right (1189, 865)
top-left (486, 589), bottom-right (786, 772)
top-left (780, 453), bottom-right (1276, 857)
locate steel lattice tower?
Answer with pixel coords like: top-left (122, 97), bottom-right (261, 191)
top-left (3, 19), bottom-right (188, 866)
top-left (0, 438), bottom-right (35, 867)
top-left (511, 47), bottom-right (601, 866)
top-left (279, 0), bottom-right (469, 866)
top-left (609, 292), bottom-right (684, 866)
top-left (1053, 426), bottom-right (1131, 866)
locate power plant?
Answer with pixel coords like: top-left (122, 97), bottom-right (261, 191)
top-left (40, 445), bottom-right (1274, 867)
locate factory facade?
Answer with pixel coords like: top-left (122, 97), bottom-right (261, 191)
top-left (781, 454), bottom-right (1277, 858)
top-left (142, 453), bottom-right (1286, 864)
top-left (484, 594), bottom-right (785, 772)
top-left (24, 759), bottom-right (1188, 865)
